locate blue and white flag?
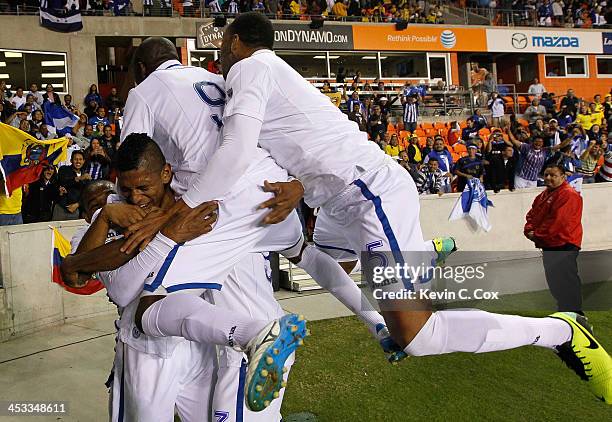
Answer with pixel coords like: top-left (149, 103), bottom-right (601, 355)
top-left (43, 102), bottom-right (78, 136)
top-left (39, 0), bottom-right (83, 33)
top-left (449, 178), bottom-right (493, 232)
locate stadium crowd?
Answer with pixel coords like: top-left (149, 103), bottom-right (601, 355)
top-left (0, 73), bottom-right (611, 226)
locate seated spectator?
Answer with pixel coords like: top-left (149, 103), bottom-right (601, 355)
top-left (63, 94), bottom-right (77, 113)
top-left (540, 92), bottom-right (556, 116)
top-left (487, 144), bottom-right (517, 192)
top-left (88, 107), bottom-right (110, 127)
top-left (527, 78), bottom-right (547, 97)
top-left (578, 140), bottom-right (603, 183)
top-left (406, 135), bottom-right (422, 164)
top-left (547, 118), bottom-right (567, 146)
top-left (588, 124), bottom-right (603, 143)
top-left (461, 118), bottom-right (479, 142)
top-left (10, 86), bottom-right (27, 111)
top-left (569, 125), bottom-right (589, 157)
top-left (18, 118), bottom-right (32, 134)
top-left (574, 104), bottom-right (593, 131)
top-left (100, 125), bottom-right (119, 156)
top-left (560, 89), bottom-right (580, 117)
top-left (524, 98), bottom-right (547, 125)
top-left (22, 165), bottom-right (59, 223)
top-left (471, 109), bottom-right (487, 130)
top-left (589, 102), bottom-right (604, 128)
top-left (54, 150), bottom-right (90, 221)
top-left (43, 84), bottom-right (61, 106)
top-left (84, 99), bottom-right (99, 119)
top-left (454, 145), bottom-right (484, 192)
top-left (557, 105), bottom-right (574, 128)
top-left (348, 103), bottom-right (367, 132)
top-left (85, 84), bottom-right (103, 107)
top-left (20, 93), bottom-right (41, 112)
top-left (422, 136), bottom-right (434, 157)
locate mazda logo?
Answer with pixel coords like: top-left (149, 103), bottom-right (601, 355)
top-left (511, 33), bottom-right (528, 49)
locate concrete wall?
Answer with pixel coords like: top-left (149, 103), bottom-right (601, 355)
top-left (0, 183), bottom-right (610, 341)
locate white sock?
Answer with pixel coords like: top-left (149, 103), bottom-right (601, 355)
top-left (298, 245), bottom-right (385, 336)
top-left (404, 309), bottom-right (572, 356)
top-left (141, 294), bottom-right (269, 349)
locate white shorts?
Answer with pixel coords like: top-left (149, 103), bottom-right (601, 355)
top-left (313, 161), bottom-right (432, 294)
top-left (514, 175), bottom-right (538, 189)
top-left (212, 348), bottom-right (293, 422)
top-left (143, 155), bottom-right (303, 295)
top-left (109, 340), bottom-right (216, 422)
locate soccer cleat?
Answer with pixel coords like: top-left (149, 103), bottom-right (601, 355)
top-left (549, 312), bottom-right (612, 404)
top-left (376, 323), bottom-right (408, 364)
top-left (244, 314), bottom-right (307, 412)
top-left (432, 236), bottom-right (457, 266)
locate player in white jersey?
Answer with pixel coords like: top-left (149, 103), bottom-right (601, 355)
top-left (189, 12), bottom-right (610, 404)
top-left (66, 150), bottom-right (293, 421)
top-left (111, 37), bottom-right (413, 409)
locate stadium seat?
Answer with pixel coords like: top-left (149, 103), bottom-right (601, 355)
top-left (478, 128), bottom-right (491, 138)
top-left (503, 96), bottom-right (515, 113)
top-left (396, 122), bottom-right (404, 131)
top-left (434, 122), bottom-right (446, 130)
top-left (387, 123), bottom-right (397, 133)
top-left (399, 130), bottom-right (410, 140)
top-left (414, 129), bottom-right (426, 137)
top-left (459, 121), bottom-right (467, 129)
top-left (418, 136), bottom-right (427, 148)
top-left (438, 128), bottom-right (449, 138)
top-left (421, 122), bottom-right (434, 130)
top-left (425, 128), bottom-right (437, 137)
top-left (518, 118), bottom-right (529, 127)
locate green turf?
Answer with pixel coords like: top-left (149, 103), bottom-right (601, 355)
top-left (281, 312), bottom-right (612, 422)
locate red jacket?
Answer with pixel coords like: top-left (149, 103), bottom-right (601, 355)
top-left (524, 181), bottom-right (583, 249)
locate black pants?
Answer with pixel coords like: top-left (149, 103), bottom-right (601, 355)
top-left (541, 245), bottom-right (582, 312)
top-left (404, 121), bottom-right (417, 133)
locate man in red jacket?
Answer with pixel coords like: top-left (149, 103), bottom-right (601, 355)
top-left (524, 163), bottom-right (584, 313)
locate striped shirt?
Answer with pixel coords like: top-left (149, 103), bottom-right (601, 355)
top-left (227, 0), bottom-right (239, 13)
top-left (598, 152), bottom-right (612, 181)
top-left (517, 143), bottom-right (547, 181)
top-left (403, 102), bottom-right (418, 123)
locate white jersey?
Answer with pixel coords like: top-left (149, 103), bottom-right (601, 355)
top-left (224, 49), bottom-right (387, 207)
top-left (121, 59), bottom-right (268, 198)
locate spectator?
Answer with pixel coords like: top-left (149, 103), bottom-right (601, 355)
top-left (7, 110), bottom-right (28, 128)
top-left (422, 136), bottom-right (435, 157)
top-left (527, 78), bottom-right (547, 97)
top-left (506, 131), bottom-right (569, 188)
top-left (0, 102), bottom-right (8, 124)
top-left (560, 89), bottom-right (580, 117)
top-left (54, 150), bottom-right (90, 221)
top-left (18, 118), bottom-right (32, 134)
top-left (22, 165), bottom-right (60, 223)
top-left (406, 135), bottom-right (422, 164)
top-left (84, 139), bottom-right (111, 180)
top-left (569, 125), bottom-right (589, 157)
top-left (10, 86), bottom-right (26, 110)
top-left (346, 91), bottom-right (363, 115)
top-left (548, 118), bottom-right (567, 146)
top-left (37, 124), bottom-right (57, 141)
top-left (422, 158), bottom-right (445, 195)
top-left (105, 87), bottom-right (123, 111)
top-left (487, 92), bottom-right (505, 127)
top-left (29, 83), bottom-right (44, 106)
top-left (595, 150), bottom-right (612, 182)
top-left (588, 124), bottom-right (602, 143)
top-left (454, 145), bottom-right (485, 192)
top-left (557, 105), bottom-right (574, 128)
top-left (540, 92), bottom-right (556, 116)
top-left (578, 140), bottom-right (603, 183)
top-left (538, 0), bottom-right (553, 25)
top-left (0, 186), bottom-right (23, 226)
top-left (589, 102), bottom-right (604, 128)
top-left (482, 73), bottom-right (497, 100)
top-left (423, 137), bottom-right (453, 192)
top-left (100, 125), bottom-right (119, 156)
top-left (401, 94), bottom-right (419, 132)
top-left (524, 98), bottom-right (547, 125)
top-left (471, 109), bottom-right (487, 130)
top-left (487, 144), bottom-right (517, 192)
top-left (552, 0), bottom-right (564, 25)
top-left (574, 104), bottom-right (593, 131)
top-left (524, 163), bottom-right (583, 313)
top-left (377, 96), bottom-right (398, 117)
top-left (367, 104), bottom-right (387, 141)
top-left (89, 107), bottom-right (110, 127)
top-left (461, 118), bottom-right (479, 142)
top-left (385, 134), bottom-right (401, 157)
top-left (470, 62), bottom-right (488, 106)
top-left (63, 94), bottom-right (77, 113)
top-left (84, 84), bottom-right (103, 107)
top-left (348, 103), bottom-right (367, 132)
top-left (43, 84), bottom-right (61, 106)
top-left (332, 0), bottom-right (348, 17)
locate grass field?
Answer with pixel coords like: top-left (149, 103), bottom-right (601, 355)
top-left (281, 311), bottom-right (612, 422)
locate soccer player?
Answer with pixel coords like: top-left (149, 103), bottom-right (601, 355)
top-left (111, 37), bottom-right (415, 409)
top-left (192, 12), bottom-right (609, 404)
top-left (65, 136), bottom-right (294, 420)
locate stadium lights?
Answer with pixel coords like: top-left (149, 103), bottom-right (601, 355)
top-left (0, 62), bottom-right (5, 67)
top-left (0, 74), bottom-right (9, 79)
top-left (4, 52), bottom-right (22, 58)
top-left (41, 61), bottom-right (65, 67)
top-left (41, 73), bottom-right (66, 78)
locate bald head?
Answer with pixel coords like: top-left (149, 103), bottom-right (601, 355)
top-left (133, 37), bottom-right (179, 84)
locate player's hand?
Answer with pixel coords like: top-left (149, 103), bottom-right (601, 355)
top-left (259, 179), bottom-right (304, 225)
top-left (101, 203), bottom-right (147, 229)
top-left (121, 207), bottom-right (172, 254)
top-left (60, 258), bottom-right (91, 289)
top-left (161, 201), bottom-right (218, 243)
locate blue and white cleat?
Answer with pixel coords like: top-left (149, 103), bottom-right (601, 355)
top-left (432, 236), bottom-right (457, 266)
top-left (244, 314), bottom-right (308, 411)
top-left (376, 323), bottom-right (408, 364)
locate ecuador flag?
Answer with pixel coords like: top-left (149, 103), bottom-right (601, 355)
top-left (0, 122), bottom-right (68, 196)
top-left (51, 227), bottom-right (105, 295)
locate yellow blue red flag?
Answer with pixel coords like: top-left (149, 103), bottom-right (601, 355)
top-left (51, 227), bottom-right (105, 295)
top-left (0, 122), bottom-right (68, 196)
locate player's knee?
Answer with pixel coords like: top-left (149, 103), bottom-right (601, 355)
top-left (384, 309), bottom-right (434, 350)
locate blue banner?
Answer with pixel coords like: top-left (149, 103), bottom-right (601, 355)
top-left (604, 33), bottom-right (612, 54)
